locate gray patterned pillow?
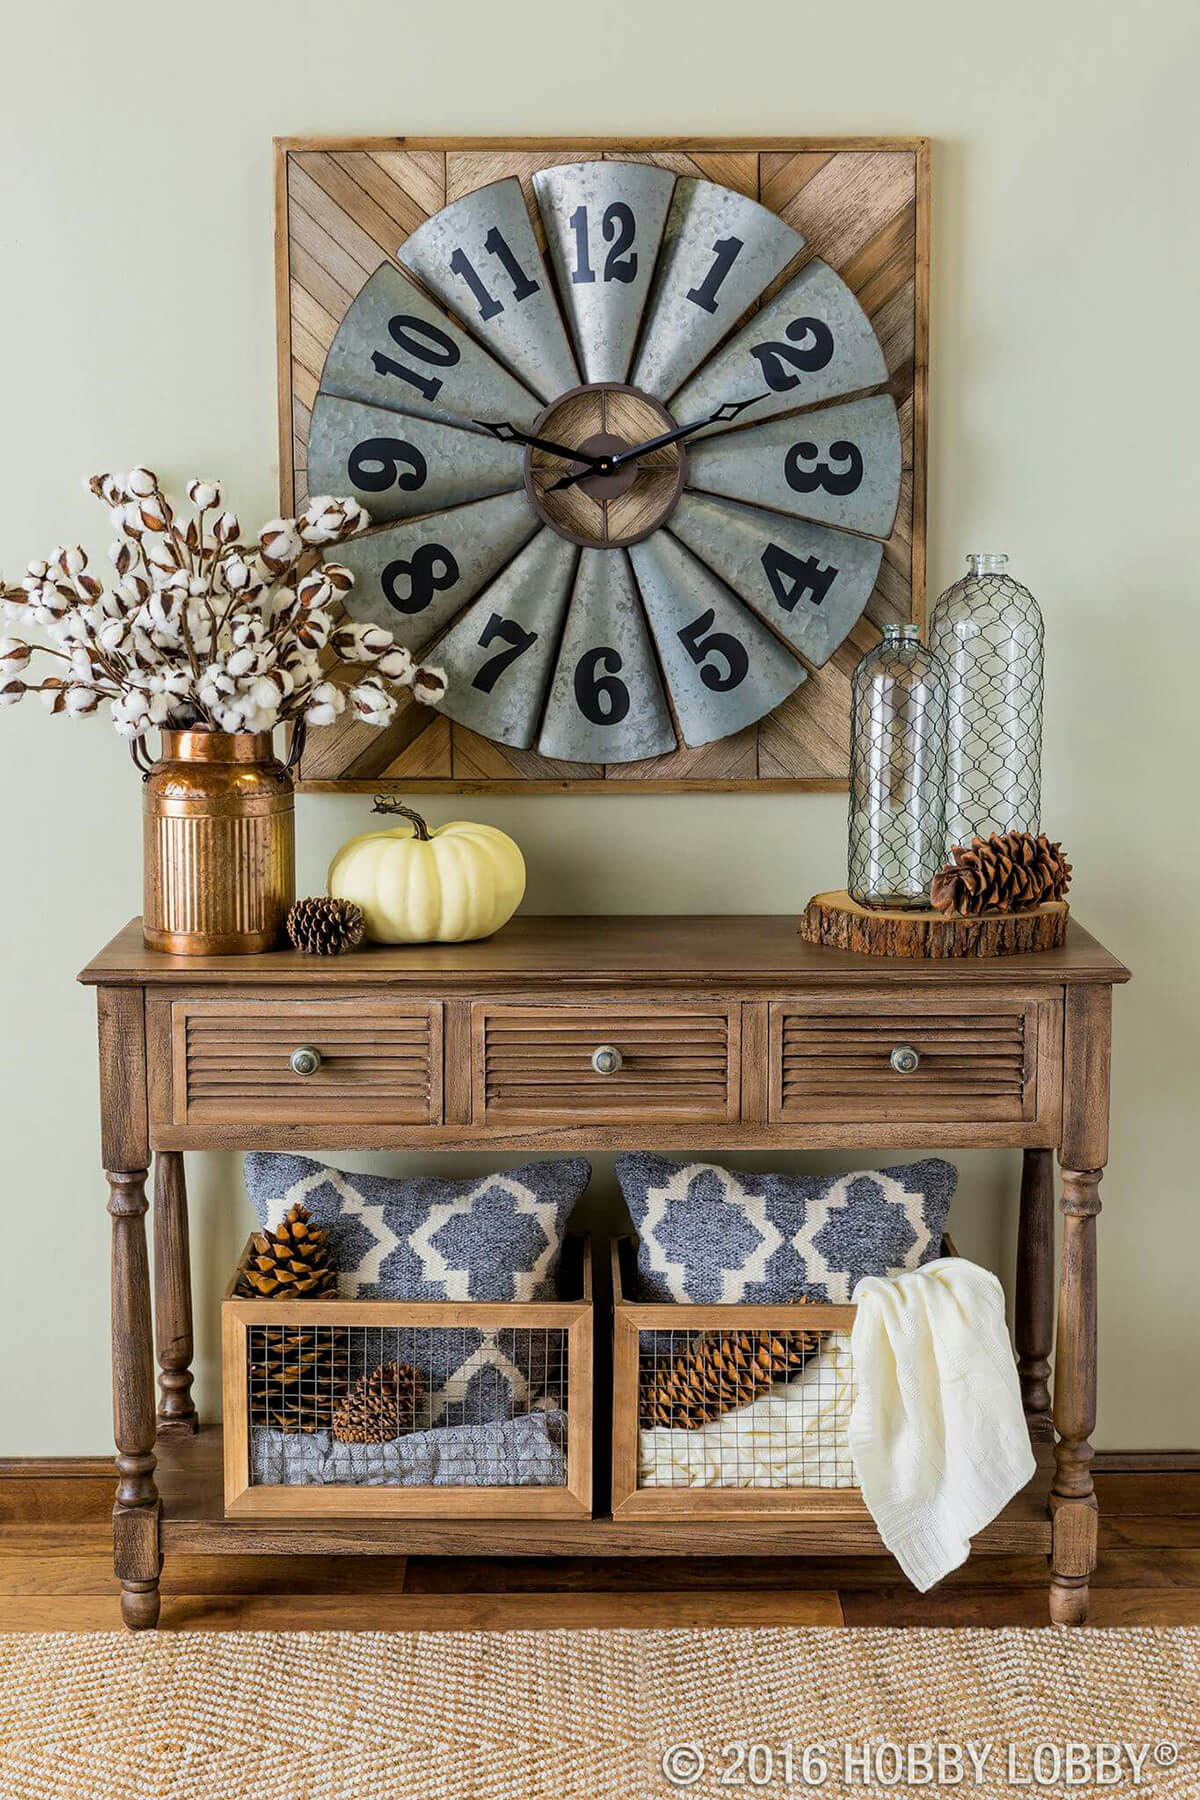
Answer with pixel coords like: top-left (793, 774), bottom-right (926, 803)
top-left (244, 1152), bottom-right (590, 1301)
top-left (616, 1154), bottom-right (956, 1305)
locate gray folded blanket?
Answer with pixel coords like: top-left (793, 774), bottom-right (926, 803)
top-left (252, 1407), bottom-right (568, 1488)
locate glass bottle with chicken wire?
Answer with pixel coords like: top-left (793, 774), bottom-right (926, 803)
top-left (847, 623), bottom-right (949, 910)
top-left (928, 553), bottom-right (1044, 850)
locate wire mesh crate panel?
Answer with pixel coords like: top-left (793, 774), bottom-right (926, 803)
top-left (222, 1237), bottom-right (593, 1518)
top-left (245, 1320), bottom-right (571, 1488)
top-left (636, 1323), bottom-right (857, 1491)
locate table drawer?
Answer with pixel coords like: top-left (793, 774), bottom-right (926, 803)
top-left (769, 992), bottom-right (1059, 1125)
top-left (473, 1003), bottom-right (741, 1125)
top-left (169, 999), bottom-right (442, 1126)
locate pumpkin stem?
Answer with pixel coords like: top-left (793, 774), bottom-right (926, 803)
top-left (371, 795), bottom-right (431, 840)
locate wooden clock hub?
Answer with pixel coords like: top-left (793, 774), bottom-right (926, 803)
top-left (524, 385), bottom-right (686, 549)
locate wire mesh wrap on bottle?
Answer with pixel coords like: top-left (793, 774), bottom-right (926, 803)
top-left (928, 553), bottom-right (1044, 848)
top-left (847, 624), bottom-right (949, 909)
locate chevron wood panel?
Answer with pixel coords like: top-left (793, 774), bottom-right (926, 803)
top-left (276, 138), bottom-right (929, 792)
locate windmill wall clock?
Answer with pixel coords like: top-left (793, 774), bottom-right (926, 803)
top-left (276, 137), bottom-right (929, 790)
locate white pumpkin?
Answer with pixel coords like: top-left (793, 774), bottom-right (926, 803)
top-left (328, 801), bottom-right (525, 944)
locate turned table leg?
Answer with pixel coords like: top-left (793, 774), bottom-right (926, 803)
top-left (154, 1151), bottom-right (198, 1434)
top-left (109, 1168), bottom-right (162, 1629)
top-left (1016, 1148), bottom-right (1055, 1418)
top-left (1050, 1165), bottom-right (1101, 1625)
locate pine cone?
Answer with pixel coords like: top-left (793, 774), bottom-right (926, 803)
top-left (333, 1362), bottom-right (424, 1443)
top-left (248, 1324), bottom-right (350, 1434)
top-left (287, 895), bottom-right (366, 955)
top-left (640, 1310), bottom-right (821, 1431)
top-left (235, 1202), bottom-right (339, 1299)
top-left (929, 831), bottom-right (1072, 917)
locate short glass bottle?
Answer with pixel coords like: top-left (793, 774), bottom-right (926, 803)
top-left (928, 552), bottom-right (1044, 849)
top-left (847, 623), bottom-right (949, 910)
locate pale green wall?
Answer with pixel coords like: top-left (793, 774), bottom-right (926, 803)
top-left (1, 0), bottom-right (1196, 1451)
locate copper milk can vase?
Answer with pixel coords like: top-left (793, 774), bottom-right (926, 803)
top-left (142, 730), bottom-right (296, 954)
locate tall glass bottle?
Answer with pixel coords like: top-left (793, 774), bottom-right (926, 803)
top-left (848, 623), bottom-right (949, 909)
top-left (928, 552), bottom-right (1044, 849)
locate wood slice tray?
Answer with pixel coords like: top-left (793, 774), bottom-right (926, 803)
top-left (800, 891), bottom-right (1069, 959)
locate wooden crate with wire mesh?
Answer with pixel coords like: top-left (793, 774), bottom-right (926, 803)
top-left (221, 1236), bottom-right (593, 1520)
top-left (611, 1236), bottom-right (956, 1519)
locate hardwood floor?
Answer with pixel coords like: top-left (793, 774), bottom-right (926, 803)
top-left (1, 1465), bottom-right (1198, 1630)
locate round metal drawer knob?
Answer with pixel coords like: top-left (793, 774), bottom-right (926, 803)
top-left (289, 1045), bottom-right (323, 1077)
top-left (591, 1044), bottom-right (624, 1076)
top-left (889, 1043), bottom-right (920, 1075)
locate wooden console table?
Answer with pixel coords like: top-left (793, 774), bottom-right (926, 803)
top-left (79, 914), bottom-right (1129, 1628)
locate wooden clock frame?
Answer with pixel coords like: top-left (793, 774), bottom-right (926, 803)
top-left (273, 135), bottom-right (930, 793)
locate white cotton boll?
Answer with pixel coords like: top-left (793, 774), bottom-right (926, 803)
top-left (120, 500), bottom-right (147, 538)
top-left (258, 518), bottom-right (303, 570)
top-left (213, 511), bottom-right (240, 546)
top-left (0, 678), bottom-right (26, 706)
top-left (65, 686), bottom-right (102, 716)
top-left (145, 535), bottom-right (181, 571)
top-left (249, 674), bottom-right (284, 710)
top-left (296, 571), bottom-right (333, 609)
top-left (55, 545), bottom-right (87, 577)
top-left (349, 678), bottom-right (397, 728)
top-left (231, 616), bottom-right (267, 648)
top-left (226, 647), bottom-right (259, 679)
top-left (98, 618), bottom-right (132, 655)
top-left (25, 559), bottom-right (50, 580)
top-left (109, 541), bottom-right (136, 575)
top-left (126, 467), bottom-right (157, 497)
top-left (221, 555), bottom-right (251, 593)
top-left (295, 610), bottom-right (332, 651)
top-left (322, 562), bottom-right (354, 595)
top-left (304, 679), bottom-right (346, 727)
top-left (0, 638), bottom-right (31, 673)
top-left (187, 480), bottom-right (221, 510)
top-left (376, 646), bottom-right (415, 685)
top-left (412, 663), bottom-right (448, 706)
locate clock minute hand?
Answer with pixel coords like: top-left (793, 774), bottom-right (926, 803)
top-left (473, 419), bottom-right (608, 467)
top-left (546, 394), bottom-right (769, 491)
top-left (603, 393), bottom-right (769, 469)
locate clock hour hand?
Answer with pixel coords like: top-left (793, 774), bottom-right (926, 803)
top-left (545, 394), bottom-right (768, 492)
top-left (473, 419), bottom-right (608, 467)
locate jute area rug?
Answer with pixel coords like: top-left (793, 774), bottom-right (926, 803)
top-left (0, 1627), bottom-right (1197, 1799)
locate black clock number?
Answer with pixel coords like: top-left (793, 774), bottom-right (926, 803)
top-left (678, 608), bottom-right (749, 692)
top-left (347, 437), bottom-right (428, 494)
top-left (567, 204), bottom-right (638, 286)
top-left (686, 235), bottom-right (744, 314)
top-left (784, 439), bottom-right (864, 497)
top-left (380, 543), bottom-right (460, 617)
top-left (761, 543), bottom-right (838, 613)
top-left (370, 315), bottom-right (461, 404)
top-left (749, 317), bottom-right (835, 392)
top-left (449, 227), bottom-right (540, 322)
top-left (472, 612), bottom-right (537, 693)
top-left (573, 646), bottom-right (631, 725)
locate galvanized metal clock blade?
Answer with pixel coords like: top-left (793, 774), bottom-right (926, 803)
top-left (668, 492), bottom-right (883, 669)
top-left (628, 532), bottom-right (805, 749)
top-left (317, 264), bottom-right (542, 434)
top-left (307, 396), bottom-right (525, 526)
top-left (397, 178), bottom-right (579, 403)
top-left (629, 179), bottom-right (804, 403)
top-left (425, 530), bottom-right (579, 750)
top-left (323, 491), bottom-right (540, 654)
top-left (685, 394), bottom-right (902, 541)
top-left (537, 548), bottom-right (676, 764)
top-left (670, 258), bottom-right (890, 439)
top-left (533, 162), bottom-right (676, 385)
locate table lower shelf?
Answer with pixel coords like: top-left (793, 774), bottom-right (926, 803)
top-left (154, 1427), bottom-right (1054, 1559)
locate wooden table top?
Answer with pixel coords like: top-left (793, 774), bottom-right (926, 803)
top-left (79, 915), bottom-right (1131, 989)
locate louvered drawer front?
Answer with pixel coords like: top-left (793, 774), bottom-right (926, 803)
top-left (475, 1005), bottom-right (740, 1124)
top-left (173, 1000), bottom-right (442, 1125)
top-left (770, 996), bottom-right (1043, 1124)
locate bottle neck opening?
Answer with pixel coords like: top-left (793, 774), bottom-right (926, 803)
top-left (967, 552), bottom-right (1009, 576)
top-left (882, 623), bottom-right (922, 646)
